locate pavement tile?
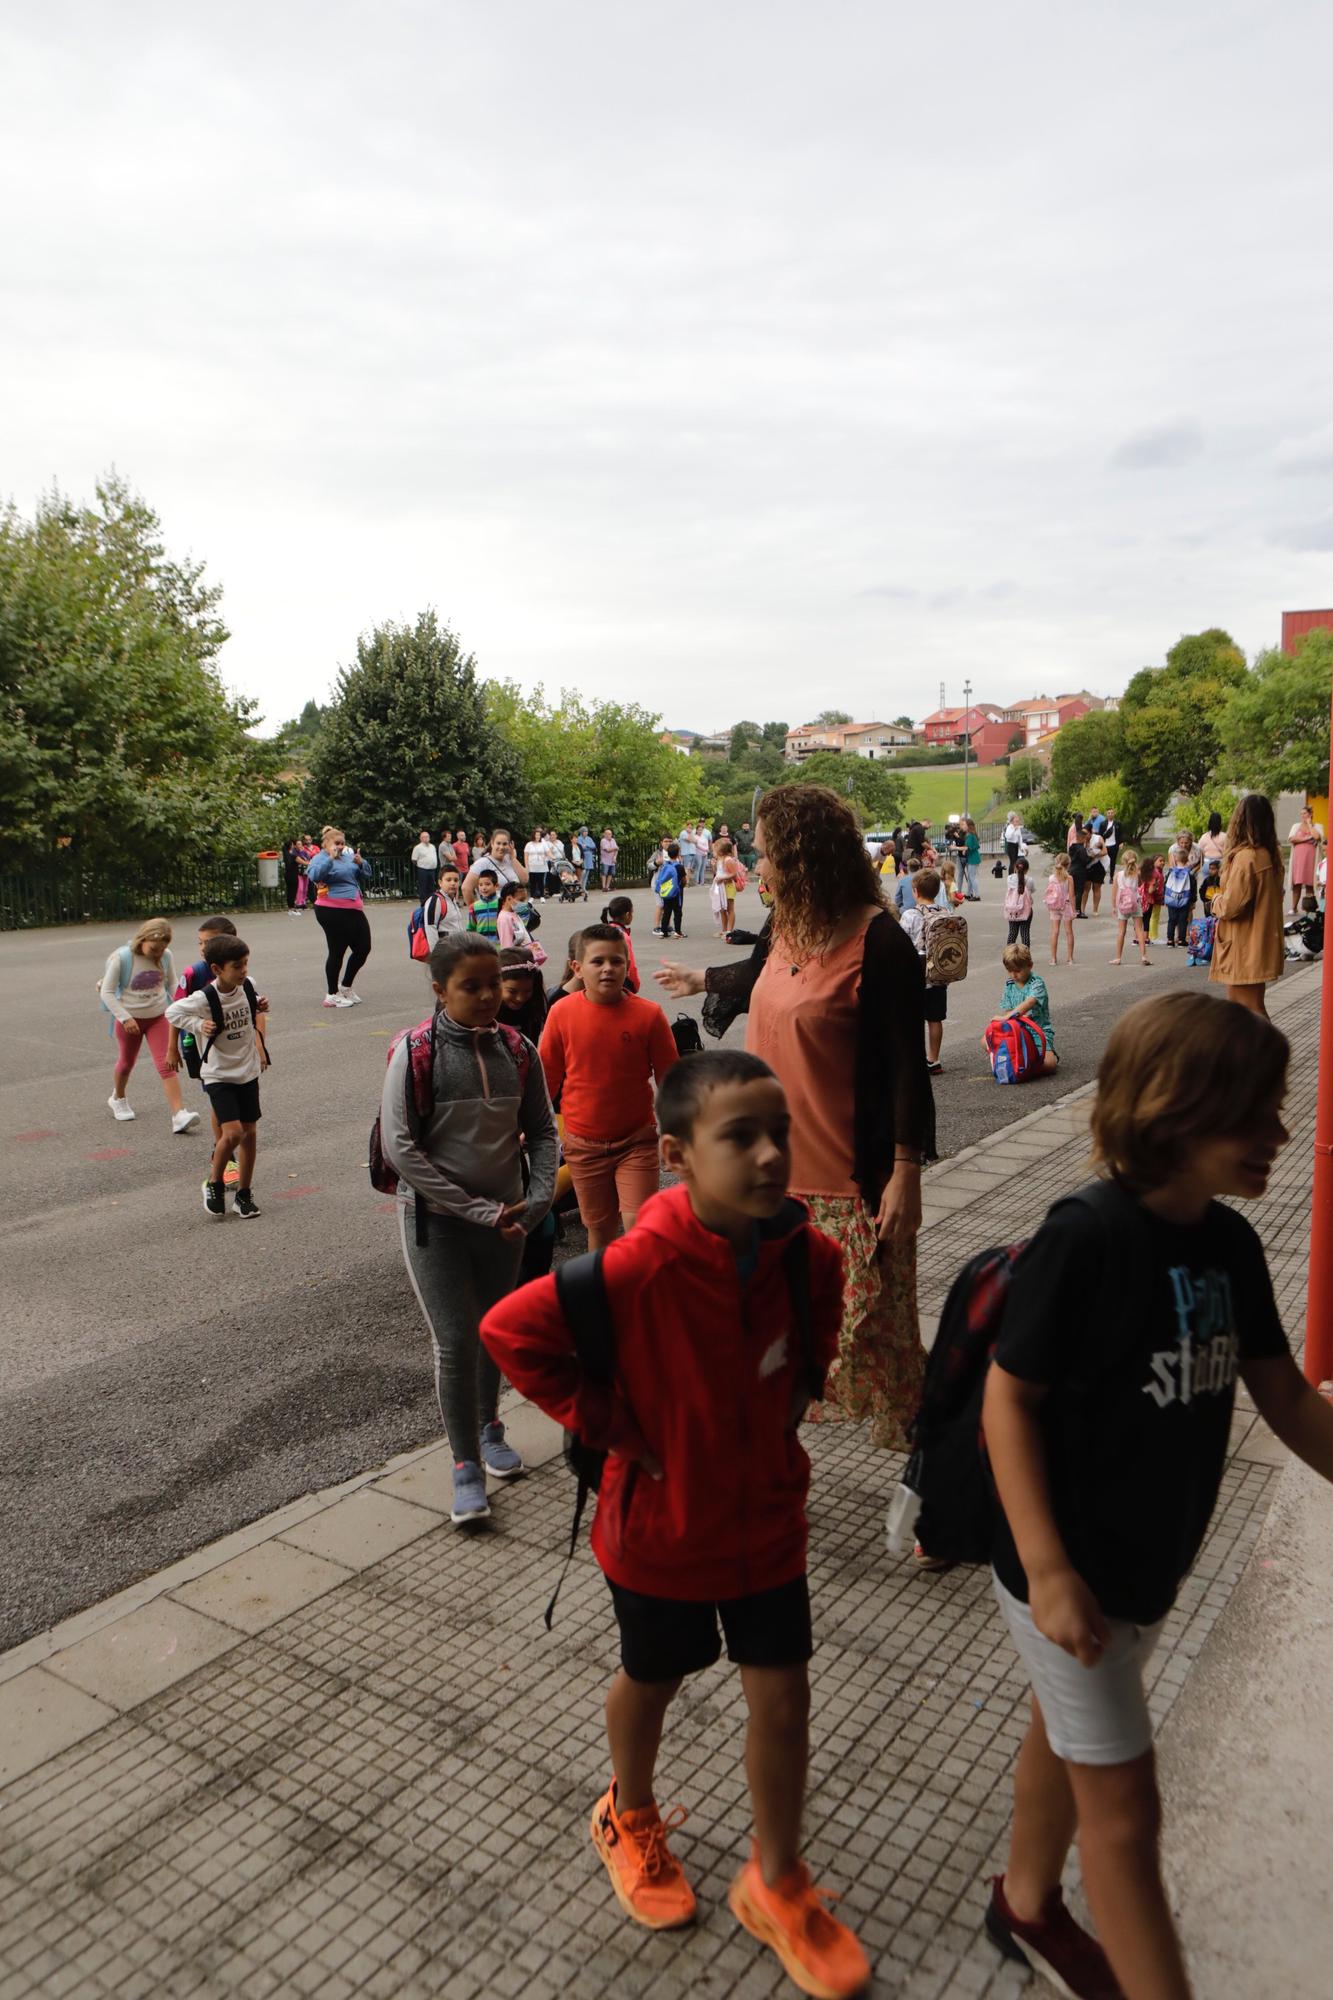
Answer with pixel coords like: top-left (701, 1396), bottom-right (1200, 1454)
top-left (39, 1601), bottom-right (243, 1712)
top-left (169, 1539), bottom-right (355, 1633)
top-left (275, 1488), bottom-right (439, 1569)
top-left (0, 1669), bottom-right (118, 1788)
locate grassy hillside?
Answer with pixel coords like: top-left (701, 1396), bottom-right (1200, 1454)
top-left (894, 764), bottom-right (1006, 828)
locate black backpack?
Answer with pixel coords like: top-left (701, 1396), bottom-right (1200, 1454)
top-left (669, 1013), bottom-right (703, 1057)
top-left (892, 1182), bottom-right (1141, 1567)
top-left (199, 980), bottom-right (272, 1073)
top-left (544, 1229), bottom-right (819, 1627)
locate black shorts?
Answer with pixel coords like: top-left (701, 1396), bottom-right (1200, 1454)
top-left (204, 1078), bottom-right (262, 1125)
top-left (923, 984), bottom-right (948, 1024)
top-left (607, 1573), bottom-right (812, 1683)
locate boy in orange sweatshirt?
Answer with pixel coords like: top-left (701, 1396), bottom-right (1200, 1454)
top-left (537, 923), bottom-right (678, 1247)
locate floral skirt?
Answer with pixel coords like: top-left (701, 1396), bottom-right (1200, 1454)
top-left (803, 1193), bottom-right (924, 1451)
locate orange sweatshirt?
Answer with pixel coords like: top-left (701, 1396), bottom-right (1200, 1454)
top-left (538, 991), bottom-right (678, 1140)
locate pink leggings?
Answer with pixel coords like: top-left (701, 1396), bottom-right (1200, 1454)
top-left (114, 1015), bottom-right (173, 1079)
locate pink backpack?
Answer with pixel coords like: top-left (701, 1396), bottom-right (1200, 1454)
top-left (1003, 879), bottom-right (1032, 921)
top-left (1115, 874), bottom-right (1139, 917)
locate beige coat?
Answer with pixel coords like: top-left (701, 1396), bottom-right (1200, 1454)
top-left (1210, 847), bottom-right (1285, 986)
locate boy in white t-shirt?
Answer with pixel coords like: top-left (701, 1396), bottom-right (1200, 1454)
top-left (166, 936), bottom-right (270, 1220)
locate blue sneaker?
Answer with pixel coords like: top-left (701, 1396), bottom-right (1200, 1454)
top-left (450, 1460), bottom-right (491, 1525)
top-left (480, 1420), bottom-right (525, 1480)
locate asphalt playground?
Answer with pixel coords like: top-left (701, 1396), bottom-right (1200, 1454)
top-left (0, 870), bottom-right (1204, 1649)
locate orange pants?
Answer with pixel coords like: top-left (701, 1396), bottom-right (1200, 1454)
top-left (562, 1124), bottom-right (659, 1234)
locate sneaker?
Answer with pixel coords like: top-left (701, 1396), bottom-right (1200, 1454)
top-left (985, 1876), bottom-right (1124, 1999)
top-left (224, 1159), bottom-right (240, 1186)
top-left (321, 994), bottom-right (346, 1008)
top-left (728, 1853), bottom-right (870, 1998)
top-left (590, 1782), bottom-right (696, 1930)
top-left (202, 1180), bottom-right (226, 1219)
top-left (926, 1060), bottom-right (943, 1075)
top-left (108, 1095), bottom-right (135, 1121)
top-left (479, 1420), bottom-right (524, 1479)
top-left (233, 1187), bottom-right (261, 1219)
top-left (339, 989), bottom-right (363, 1005)
top-left (449, 1460), bottom-right (491, 1524)
top-left (171, 1108), bottom-right (201, 1134)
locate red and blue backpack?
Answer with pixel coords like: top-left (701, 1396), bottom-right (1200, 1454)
top-left (368, 1013), bottom-right (533, 1243)
top-left (984, 1014), bottom-right (1048, 1084)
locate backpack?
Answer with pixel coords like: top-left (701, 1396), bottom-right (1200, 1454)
top-left (1002, 880), bottom-right (1031, 921)
top-left (1164, 865), bottom-right (1193, 910)
top-left (177, 959), bottom-right (212, 1078)
top-left (367, 1014), bottom-right (532, 1244)
top-left (1043, 875), bottom-right (1067, 912)
top-left (198, 979), bottom-right (270, 1074)
top-left (670, 1013), bottom-right (703, 1057)
top-left (543, 1230), bottom-right (819, 1627)
top-left (1186, 914), bottom-right (1216, 966)
top-left (1115, 873), bottom-right (1139, 916)
top-left (407, 904), bottom-right (431, 961)
top-left (734, 862), bottom-right (748, 892)
top-left (887, 1183), bottom-right (1139, 1566)
top-left (983, 1014), bottom-right (1047, 1084)
top-left (96, 943), bottom-right (175, 1034)
top-left (923, 910), bottom-right (969, 985)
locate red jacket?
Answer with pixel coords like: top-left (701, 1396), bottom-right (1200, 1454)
top-left (480, 1183), bottom-right (844, 1600)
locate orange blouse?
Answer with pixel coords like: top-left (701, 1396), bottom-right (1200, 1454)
top-left (747, 917), bottom-right (872, 1197)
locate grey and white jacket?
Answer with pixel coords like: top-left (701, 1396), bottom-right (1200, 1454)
top-left (379, 1009), bottom-right (558, 1231)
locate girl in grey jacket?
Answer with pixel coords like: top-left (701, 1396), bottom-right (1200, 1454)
top-left (382, 932), bottom-right (559, 1524)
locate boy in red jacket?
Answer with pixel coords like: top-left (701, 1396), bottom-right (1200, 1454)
top-left (480, 1050), bottom-right (871, 2000)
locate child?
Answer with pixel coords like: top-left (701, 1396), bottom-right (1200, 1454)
top-left (901, 867), bottom-right (948, 1075)
top-left (894, 857), bottom-right (921, 912)
top-left (467, 867), bottom-right (501, 939)
top-left (101, 918), bottom-right (200, 1134)
top-left (537, 925), bottom-right (677, 1247)
top-left (998, 944), bottom-right (1058, 1072)
top-left (166, 914), bottom-right (239, 1161)
top-left (1144, 853), bottom-right (1165, 941)
top-left (1004, 856), bottom-right (1033, 948)
top-left (712, 836), bottom-right (741, 937)
top-left (497, 946), bottom-right (549, 1040)
top-left (165, 937), bottom-right (270, 1217)
top-left (423, 865), bottom-right (469, 949)
top-left (652, 843), bottom-right (686, 939)
top-left (1044, 856), bottom-right (1075, 965)
top-left (479, 1051), bottom-right (870, 1999)
top-left (939, 858), bottom-right (963, 908)
top-left (1112, 851), bottom-right (1151, 966)
top-left (546, 931), bottom-right (585, 1013)
top-left (1200, 857), bottom-right (1223, 914)
top-left (380, 933), bottom-right (558, 1522)
top-left (497, 880), bottom-right (548, 963)
top-left (600, 894), bottom-right (641, 992)
top-left (981, 991), bottom-right (1333, 1999)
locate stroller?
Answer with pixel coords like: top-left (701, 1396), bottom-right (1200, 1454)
top-left (1284, 907), bottom-right (1324, 961)
top-left (556, 860), bottom-right (582, 903)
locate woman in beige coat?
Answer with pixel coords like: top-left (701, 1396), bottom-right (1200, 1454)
top-left (1210, 792), bottom-right (1285, 1015)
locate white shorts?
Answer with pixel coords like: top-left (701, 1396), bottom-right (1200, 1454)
top-left (993, 1572), bottom-right (1165, 1766)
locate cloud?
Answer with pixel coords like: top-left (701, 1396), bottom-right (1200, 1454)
top-left (1269, 516), bottom-right (1333, 553)
top-left (1109, 423), bottom-right (1204, 471)
top-left (1273, 424), bottom-right (1333, 477)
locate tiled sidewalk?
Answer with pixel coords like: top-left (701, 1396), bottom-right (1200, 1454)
top-left (0, 970), bottom-right (1320, 2000)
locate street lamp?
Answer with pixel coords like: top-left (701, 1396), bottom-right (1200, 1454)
top-left (961, 679), bottom-right (972, 820)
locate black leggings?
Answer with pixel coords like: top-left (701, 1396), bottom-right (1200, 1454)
top-left (315, 906), bottom-right (372, 993)
top-left (1006, 919), bottom-right (1032, 947)
top-left (659, 893), bottom-right (683, 936)
top-left (1167, 902), bottom-right (1193, 945)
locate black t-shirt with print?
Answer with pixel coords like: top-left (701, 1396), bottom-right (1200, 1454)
top-left (991, 1185), bottom-right (1287, 1625)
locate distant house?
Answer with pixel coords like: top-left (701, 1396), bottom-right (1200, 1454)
top-left (658, 732), bottom-right (693, 757)
top-left (919, 704), bottom-right (1013, 762)
top-left (785, 719), bottom-right (915, 762)
top-left (1002, 694), bottom-right (1094, 749)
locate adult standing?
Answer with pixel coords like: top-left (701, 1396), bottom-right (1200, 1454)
top-left (599, 826), bottom-right (619, 892)
top-left (677, 821), bottom-right (698, 886)
top-left (1067, 815), bottom-right (1089, 917)
top-left (576, 826), bottom-right (597, 897)
top-left (1211, 794), bottom-right (1285, 1016)
top-left (411, 830), bottom-right (439, 905)
top-left (737, 821), bottom-right (757, 868)
top-left (451, 828), bottom-right (472, 877)
top-left (306, 828), bottom-right (374, 1007)
top-left (524, 827), bottom-right (552, 901)
top-left (1085, 824), bottom-right (1108, 916)
top-left (281, 839), bottom-right (300, 913)
top-left (695, 819), bottom-right (713, 882)
top-left (961, 817), bottom-right (982, 900)
top-left (656, 784), bottom-right (934, 1449)
top-left (1003, 811), bottom-right (1022, 875)
top-left (1197, 810), bottom-right (1228, 874)
top-left (1102, 810), bottom-right (1120, 884)
top-left (462, 829), bottom-right (529, 907)
top-left (1287, 803), bottom-right (1324, 914)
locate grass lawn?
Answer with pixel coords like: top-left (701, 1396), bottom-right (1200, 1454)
top-left (895, 764), bottom-right (1007, 827)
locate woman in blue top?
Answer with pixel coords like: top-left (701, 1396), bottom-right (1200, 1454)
top-left (306, 827), bottom-right (374, 1007)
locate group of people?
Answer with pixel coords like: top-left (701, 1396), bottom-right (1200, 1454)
top-left (408, 825), bottom-right (620, 904)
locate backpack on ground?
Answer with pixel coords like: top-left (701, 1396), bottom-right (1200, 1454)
top-left (544, 1230), bottom-right (819, 1628)
top-left (407, 904), bottom-right (431, 961)
top-left (1164, 865), bottom-right (1193, 910)
top-left (886, 1184), bottom-right (1139, 1566)
top-left (367, 1013), bottom-right (531, 1244)
top-left (670, 1013), bottom-right (703, 1057)
top-left (1186, 914), bottom-right (1216, 966)
top-left (983, 1014), bottom-right (1047, 1084)
top-left (923, 909), bottom-right (969, 986)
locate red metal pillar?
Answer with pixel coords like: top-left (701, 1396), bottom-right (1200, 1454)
top-left (1304, 684), bottom-right (1333, 1385)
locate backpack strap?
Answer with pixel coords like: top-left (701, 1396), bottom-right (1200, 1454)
top-left (546, 1250), bottom-right (613, 1628)
top-left (200, 982), bottom-right (226, 1061)
top-left (496, 1021), bottom-right (533, 1093)
top-left (401, 1014), bottom-right (437, 1247)
top-left (781, 1229), bottom-right (822, 1401)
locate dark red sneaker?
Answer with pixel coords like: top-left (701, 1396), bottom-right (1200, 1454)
top-left (985, 1876), bottom-right (1125, 1999)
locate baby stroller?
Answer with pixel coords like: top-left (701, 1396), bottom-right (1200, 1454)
top-left (556, 860), bottom-right (582, 903)
top-left (1284, 908), bottom-right (1324, 961)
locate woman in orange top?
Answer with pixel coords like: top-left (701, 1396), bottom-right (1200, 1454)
top-left (658, 786), bottom-right (934, 1448)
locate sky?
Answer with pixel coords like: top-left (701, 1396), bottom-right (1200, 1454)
top-left (4, 0), bottom-right (1333, 737)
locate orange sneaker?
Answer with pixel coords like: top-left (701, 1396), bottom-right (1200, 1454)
top-left (589, 1781), bottom-right (697, 1930)
top-left (728, 1853), bottom-right (870, 1999)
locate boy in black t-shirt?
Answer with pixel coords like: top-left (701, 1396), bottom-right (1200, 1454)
top-left (981, 991), bottom-right (1333, 2000)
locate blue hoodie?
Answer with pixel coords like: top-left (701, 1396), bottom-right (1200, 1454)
top-left (307, 850), bottom-right (373, 905)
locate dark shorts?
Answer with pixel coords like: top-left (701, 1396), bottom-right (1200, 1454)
top-left (607, 1573), bottom-right (812, 1683)
top-left (204, 1078), bottom-right (262, 1125)
top-left (923, 984), bottom-right (948, 1023)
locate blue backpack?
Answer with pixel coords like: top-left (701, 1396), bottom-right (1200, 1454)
top-left (1164, 865), bottom-right (1193, 909)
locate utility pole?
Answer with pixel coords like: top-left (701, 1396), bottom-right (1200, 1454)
top-left (961, 678), bottom-right (972, 820)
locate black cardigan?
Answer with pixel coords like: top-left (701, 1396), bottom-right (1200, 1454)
top-left (701, 911), bottom-right (937, 1204)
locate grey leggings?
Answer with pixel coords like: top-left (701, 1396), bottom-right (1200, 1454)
top-left (399, 1205), bottom-right (523, 1465)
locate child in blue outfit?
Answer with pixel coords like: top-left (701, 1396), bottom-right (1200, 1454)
top-left (1000, 943), bottom-right (1058, 1072)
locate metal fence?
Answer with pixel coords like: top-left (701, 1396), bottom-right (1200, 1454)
top-left (0, 838), bottom-right (663, 931)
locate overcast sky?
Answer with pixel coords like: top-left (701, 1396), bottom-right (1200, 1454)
top-left (4, 1), bottom-right (1332, 735)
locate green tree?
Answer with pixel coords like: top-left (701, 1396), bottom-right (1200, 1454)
top-left (1047, 709), bottom-right (1125, 805)
top-left (280, 699), bottom-right (327, 754)
top-left (759, 720), bottom-right (789, 746)
top-left (0, 474), bottom-right (285, 869)
top-left (306, 611), bottom-right (523, 846)
top-left (729, 722), bottom-right (752, 761)
top-left (1217, 630), bottom-right (1333, 797)
top-left (483, 684), bottom-right (709, 838)
top-left (1005, 753), bottom-right (1048, 800)
top-left (813, 708), bottom-right (852, 727)
top-left (1118, 628), bottom-right (1248, 821)
top-left (770, 752), bottom-right (910, 826)
top-left (892, 714), bottom-right (915, 730)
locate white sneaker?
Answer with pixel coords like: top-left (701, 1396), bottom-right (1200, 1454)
top-left (108, 1096), bottom-right (135, 1121)
top-left (339, 990), bottom-right (363, 1005)
top-left (171, 1108), bottom-right (201, 1134)
top-left (322, 994), bottom-right (346, 1008)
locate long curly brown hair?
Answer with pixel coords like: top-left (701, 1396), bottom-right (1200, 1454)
top-left (756, 784), bottom-right (884, 960)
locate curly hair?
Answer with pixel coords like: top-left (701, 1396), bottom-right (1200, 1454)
top-left (755, 784), bottom-right (884, 960)
top-left (1225, 792), bottom-right (1283, 876)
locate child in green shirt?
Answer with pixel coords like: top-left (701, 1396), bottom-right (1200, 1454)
top-left (1000, 943), bottom-right (1058, 1072)
top-left (468, 868), bottom-right (501, 939)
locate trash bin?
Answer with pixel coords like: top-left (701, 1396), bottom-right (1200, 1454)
top-left (257, 851), bottom-right (280, 889)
